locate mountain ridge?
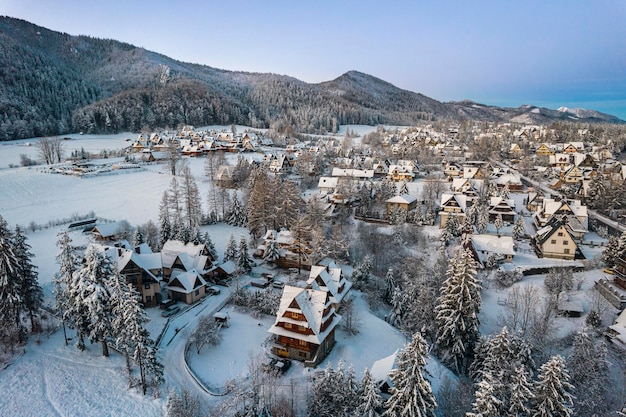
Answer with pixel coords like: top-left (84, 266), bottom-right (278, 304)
top-left (0, 16), bottom-right (623, 140)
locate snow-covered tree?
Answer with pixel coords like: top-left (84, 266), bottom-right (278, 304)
top-left (476, 204), bottom-right (489, 234)
top-left (466, 371), bottom-right (502, 417)
top-left (190, 315), bottom-right (222, 354)
top-left (531, 355), bottom-right (574, 417)
top-left (398, 181), bottom-right (409, 196)
top-left (512, 216), bottom-right (526, 240)
top-left (226, 195), bottom-right (247, 227)
top-left (388, 205), bottom-right (407, 225)
top-left (237, 234), bottom-right (253, 274)
top-left (602, 233), bottom-right (625, 268)
top-left (55, 231), bottom-right (79, 345)
top-left (351, 255), bottom-right (372, 290)
top-left (0, 215), bottom-right (22, 346)
top-left (356, 368), bottom-right (383, 417)
top-left (224, 234), bottom-right (237, 263)
top-left (567, 329), bottom-right (609, 416)
top-left (134, 228), bottom-right (144, 246)
top-left (384, 332), bottom-right (437, 417)
top-left (493, 213), bottom-right (504, 236)
top-left (435, 248), bottom-right (481, 374)
top-left (13, 225), bottom-right (42, 332)
top-left (263, 239), bottom-right (280, 263)
top-left (384, 267), bottom-right (396, 303)
top-left (386, 286), bottom-right (404, 328)
top-left (71, 245), bottom-right (115, 355)
top-left (507, 365), bottom-right (534, 417)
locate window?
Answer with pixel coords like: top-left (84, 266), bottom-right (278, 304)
top-left (563, 240), bottom-right (568, 245)
top-left (284, 323), bottom-right (292, 329)
top-left (564, 248), bottom-right (570, 254)
top-left (144, 283), bottom-right (151, 289)
top-left (146, 296), bottom-right (151, 302)
top-left (299, 339), bottom-right (307, 347)
top-left (550, 239), bottom-right (557, 244)
top-left (557, 232), bottom-right (563, 237)
top-left (195, 289), bottom-right (199, 296)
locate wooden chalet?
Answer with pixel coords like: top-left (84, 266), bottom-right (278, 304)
top-left (532, 217), bottom-right (585, 261)
top-left (488, 196), bottom-right (516, 223)
top-left (166, 269), bottom-right (207, 304)
top-left (91, 222), bottom-right (124, 241)
top-left (386, 194), bottom-right (418, 215)
top-left (161, 240), bottom-right (215, 281)
top-left (268, 285), bottom-right (340, 367)
top-left (466, 234), bottom-right (515, 267)
top-left (307, 261), bottom-right (352, 309)
top-left (439, 193), bottom-right (467, 228)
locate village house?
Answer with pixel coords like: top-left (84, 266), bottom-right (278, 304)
top-left (386, 194), bottom-right (418, 216)
top-left (532, 198), bottom-right (588, 232)
top-left (254, 229), bottom-right (315, 271)
top-left (533, 217), bottom-right (585, 260)
top-left (439, 192), bottom-right (468, 228)
top-left (466, 234), bottom-right (515, 267)
top-left (306, 261), bottom-right (352, 310)
top-left (488, 196), bottom-right (516, 223)
top-left (267, 285), bottom-right (340, 367)
top-left (614, 250), bottom-right (626, 290)
top-left (166, 269), bottom-right (206, 304)
top-left (160, 240), bottom-right (215, 281)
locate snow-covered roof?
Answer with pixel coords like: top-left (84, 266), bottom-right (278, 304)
top-left (471, 234), bottom-right (515, 257)
top-left (91, 222), bottom-right (122, 238)
top-left (167, 269), bottom-right (206, 293)
top-left (371, 350), bottom-right (397, 388)
top-left (268, 285), bottom-right (340, 345)
top-left (307, 264), bottom-right (352, 305)
top-left (386, 194), bottom-right (417, 205)
top-left (318, 176), bottom-right (338, 190)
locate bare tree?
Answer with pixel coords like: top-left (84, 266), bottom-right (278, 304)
top-left (497, 285), bottom-right (542, 338)
top-left (35, 136), bottom-right (64, 164)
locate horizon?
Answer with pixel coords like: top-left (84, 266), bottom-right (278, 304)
top-left (3, 0), bottom-right (625, 120)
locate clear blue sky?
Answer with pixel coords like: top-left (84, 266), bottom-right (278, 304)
top-left (3, 0), bottom-right (626, 120)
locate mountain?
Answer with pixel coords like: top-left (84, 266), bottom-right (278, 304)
top-left (0, 16), bottom-right (623, 141)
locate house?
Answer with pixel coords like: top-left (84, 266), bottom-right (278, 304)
top-left (371, 350), bottom-right (398, 393)
top-left (509, 143), bottom-right (524, 159)
top-left (492, 173), bottom-right (524, 192)
top-left (205, 261), bottom-right (236, 283)
top-left (439, 193), bottom-right (467, 228)
top-left (532, 198), bottom-right (588, 231)
top-left (533, 217), bottom-right (585, 260)
top-left (161, 240), bottom-right (215, 281)
top-left (614, 250), bottom-right (626, 290)
top-left (91, 222), bottom-right (124, 241)
top-left (606, 307), bottom-right (626, 349)
top-left (215, 165), bottom-right (234, 188)
top-left (536, 143), bottom-right (554, 156)
top-left (307, 261), bottom-right (352, 309)
top-left (166, 269), bottom-right (206, 304)
top-left (267, 285), bottom-right (340, 367)
top-left (488, 196), bottom-right (516, 223)
top-left (386, 194), bottom-right (418, 215)
top-left (387, 164), bottom-right (415, 182)
top-left (318, 177), bottom-right (339, 195)
top-left (444, 162), bottom-right (462, 179)
top-left (467, 234), bottom-right (515, 267)
top-left (100, 244), bottom-right (162, 307)
top-left (254, 230), bottom-right (315, 270)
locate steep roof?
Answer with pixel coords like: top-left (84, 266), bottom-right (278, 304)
top-left (167, 269), bottom-right (206, 293)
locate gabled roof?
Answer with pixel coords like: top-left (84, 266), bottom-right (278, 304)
top-left (470, 234), bottom-right (515, 256)
top-left (167, 269), bottom-right (206, 293)
top-left (307, 263), bottom-right (352, 305)
top-left (386, 194), bottom-right (417, 205)
top-left (440, 193), bottom-right (467, 211)
top-left (268, 285), bottom-right (340, 345)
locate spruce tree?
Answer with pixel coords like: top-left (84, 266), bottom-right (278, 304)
top-left (532, 355), bottom-right (574, 417)
top-left (237, 234), bottom-right (253, 274)
top-left (512, 215), bottom-right (526, 240)
top-left (55, 231), bottom-right (78, 345)
top-left (13, 225), bottom-right (43, 332)
top-left (224, 234), bottom-right (237, 262)
top-left (493, 213), bottom-right (504, 236)
top-left (466, 371), bottom-right (502, 417)
top-left (508, 365), bottom-right (534, 417)
top-left (384, 332), bottom-right (437, 417)
top-left (263, 239), bottom-right (280, 263)
top-left (0, 215), bottom-right (22, 346)
top-left (435, 248), bottom-right (481, 374)
top-left (356, 368), bottom-right (383, 417)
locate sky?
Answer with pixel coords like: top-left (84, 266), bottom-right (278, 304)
top-left (2, 0), bottom-right (626, 120)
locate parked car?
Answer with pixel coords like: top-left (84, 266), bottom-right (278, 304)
top-left (206, 286), bottom-right (221, 296)
top-left (159, 299), bottom-right (176, 310)
top-left (161, 305), bottom-right (180, 317)
top-left (272, 280), bottom-right (285, 289)
top-left (261, 357), bottom-right (291, 375)
top-left (604, 268), bottom-right (614, 275)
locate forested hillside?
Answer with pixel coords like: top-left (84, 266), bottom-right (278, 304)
top-left (1, 16), bottom-right (623, 141)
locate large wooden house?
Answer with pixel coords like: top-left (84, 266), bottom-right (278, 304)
top-left (307, 261), bottom-right (352, 309)
top-left (614, 251), bottom-right (626, 290)
top-left (533, 217), bottom-right (585, 261)
top-left (267, 285), bottom-right (340, 367)
top-left (161, 240), bottom-right (215, 281)
top-left (166, 269), bottom-right (207, 304)
top-left (439, 193), bottom-right (467, 228)
top-left (488, 196), bottom-right (516, 223)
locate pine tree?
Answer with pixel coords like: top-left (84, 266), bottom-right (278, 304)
top-left (159, 209), bottom-right (171, 251)
top-left (224, 234), bottom-right (237, 262)
top-left (227, 196), bottom-right (247, 227)
top-left (493, 213), bottom-right (504, 236)
top-left (476, 204), bottom-right (489, 234)
top-left (72, 245), bottom-right (115, 355)
top-left (508, 365), bottom-right (534, 417)
top-left (383, 332), bottom-right (437, 417)
top-left (263, 239), bottom-right (280, 263)
top-left (567, 329), bottom-right (609, 416)
top-left (134, 228), bottom-right (144, 246)
top-left (386, 287), bottom-right (404, 328)
top-left (466, 371), bottom-right (502, 417)
top-left (55, 231), bottom-right (78, 345)
top-left (399, 181), bottom-right (409, 196)
top-left (237, 234), bottom-right (253, 274)
top-left (179, 165), bottom-right (203, 229)
top-left (531, 355), bottom-right (574, 417)
top-left (13, 226), bottom-right (43, 332)
top-left (0, 215), bottom-right (22, 346)
top-left (356, 368), bottom-right (383, 417)
top-left (603, 233), bottom-right (625, 268)
top-left (351, 255), bottom-right (372, 290)
top-left (384, 267), bottom-right (396, 303)
top-left (202, 232), bottom-right (217, 257)
top-left (435, 248), bottom-right (481, 374)
top-left (512, 216), bottom-right (526, 240)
